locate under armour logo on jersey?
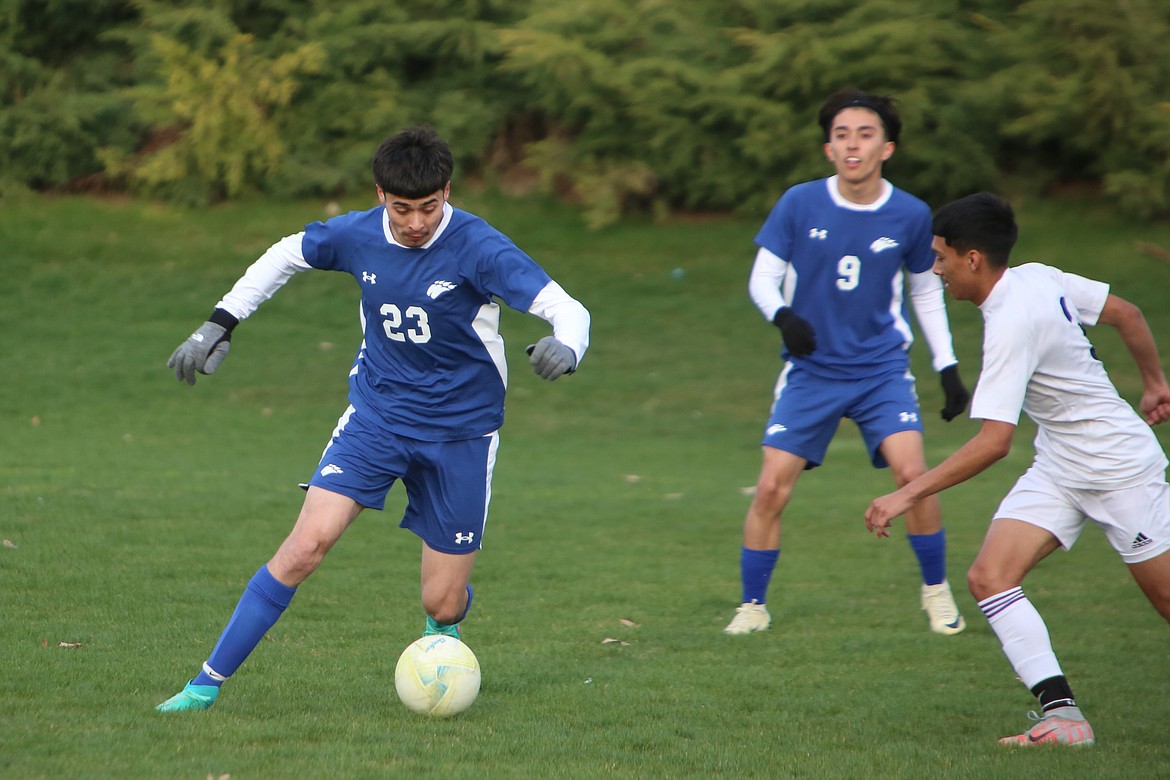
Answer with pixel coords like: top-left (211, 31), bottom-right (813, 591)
top-left (361, 271), bottom-right (377, 284)
top-left (427, 280), bottom-right (457, 299)
top-left (766, 424), bottom-right (788, 436)
top-left (870, 236), bottom-right (899, 253)
top-left (320, 463), bottom-right (344, 477)
top-left (899, 411), bottom-right (919, 423)
top-left (455, 532), bottom-right (476, 545)
top-left (808, 228), bottom-right (827, 240)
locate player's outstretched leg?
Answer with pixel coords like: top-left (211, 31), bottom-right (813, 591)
top-left (155, 680), bottom-right (220, 712)
top-left (921, 580), bottom-right (966, 635)
top-left (998, 707), bottom-right (1095, 747)
top-left (154, 564), bottom-right (297, 713)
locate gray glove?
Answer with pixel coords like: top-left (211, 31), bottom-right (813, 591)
top-left (526, 337), bottom-right (576, 381)
top-left (168, 321), bottom-right (231, 385)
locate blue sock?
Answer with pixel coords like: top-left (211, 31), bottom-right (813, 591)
top-left (456, 584), bottom-right (473, 623)
top-left (192, 565), bottom-right (296, 687)
top-left (907, 529), bottom-right (947, 586)
top-left (740, 547), bottom-right (780, 604)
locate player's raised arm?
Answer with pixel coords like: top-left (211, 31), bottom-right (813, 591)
top-left (1096, 293), bottom-right (1170, 426)
top-left (525, 280), bottom-right (590, 381)
top-left (167, 233), bottom-right (311, 385)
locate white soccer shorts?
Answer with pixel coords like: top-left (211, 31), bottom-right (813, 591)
top-left (995, 466), bottom-right (1170, 564)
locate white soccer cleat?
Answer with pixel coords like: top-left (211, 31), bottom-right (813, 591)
top-left (723, 601), bottom-right (771, 635)
top-left (921, 580), bottom-right (966, 635)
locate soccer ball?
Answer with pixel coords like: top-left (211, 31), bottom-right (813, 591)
top-left (394, 635), bottom-right (481, 717)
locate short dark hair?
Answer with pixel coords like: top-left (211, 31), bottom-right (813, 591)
top-left (372, 125), bottom-right (454, 199)
top-left (931, 192), bottom-right (1018, 268)
top-left (818, 88), bottom-right (901, 144)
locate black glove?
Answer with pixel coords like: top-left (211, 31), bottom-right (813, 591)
top-left (939, 364), bottom-right (969, 422)
top-left (167, 308), bottom-right (238, 385)
top-left (772, 307), bottom-right (817, 357)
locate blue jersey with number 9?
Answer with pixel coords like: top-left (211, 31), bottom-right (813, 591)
top-left (755, 177), bottom-right (934, 381)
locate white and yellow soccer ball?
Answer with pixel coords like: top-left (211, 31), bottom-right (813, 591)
top-left (394, 635), bottom-right (481, 717)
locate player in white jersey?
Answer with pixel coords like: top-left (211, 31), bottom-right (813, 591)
top-left (866, 192), bottom-right (1170, 746)
top-left (156, 126), bottom-right (590, 712)
top-left (724, 89), bottom-right (971, 637)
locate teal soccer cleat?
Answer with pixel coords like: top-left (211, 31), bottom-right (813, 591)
top-left (424, 615), bottom-right (461, 639)
top-left (155, 680), bottom-right (219, 712)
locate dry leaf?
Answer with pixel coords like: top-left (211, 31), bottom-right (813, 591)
top-left (57, 642), bottom-right (82, 649)
top-left (1136, 241), bottom-right (1170, 265)
top-left (30, 416), bottom-right (41, 426)
top-left (601, 637), bottom-right (630, 646)
top-left (618, 618), bottom-right (639, 628)
top-left (623, 474), bottom-right (641, 483)
top-left (2, 539), bottom-right (16, 549)
top-left (739, 486), bottom-right (757, 496)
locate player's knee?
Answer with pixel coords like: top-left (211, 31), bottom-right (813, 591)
top-left (967, 558), bottom-right (1012, 601)
top-left (753, 479), bottom-right (793, 513)
top-left (424, 598), bottom-right (464, 625)
top-left (889, 462), bottom-right (927, 489)
top-left (422, 586), bottom-right (468, 625)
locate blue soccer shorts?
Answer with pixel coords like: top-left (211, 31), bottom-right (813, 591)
top-left (762, 363), bottom-right (923, 469)
top-left (307, 405), bottom-right (499, 554)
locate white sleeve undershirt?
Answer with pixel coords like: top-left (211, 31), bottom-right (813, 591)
top-left (527, 280), bottom-right (591, 365)
top-left (908, 269), bottom-right (958, 372)
top-left (747, 246), bottom-right (789, 321)
top-left (215, 233), bottom-right (311, 321)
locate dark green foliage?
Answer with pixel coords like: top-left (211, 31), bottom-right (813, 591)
top-left (1, 0), bottom-right (1169, 221)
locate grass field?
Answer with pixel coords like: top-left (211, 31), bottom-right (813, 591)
top-left (2, 189), bottom-right (1170, 779)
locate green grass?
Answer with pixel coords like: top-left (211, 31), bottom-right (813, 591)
top-left (2, 190), bottom-right (1170, 779)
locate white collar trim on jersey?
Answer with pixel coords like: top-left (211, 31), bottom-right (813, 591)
top-left (382, 201), bottom-right (454, 248)
top-left (826, 175), bottom-right (893, 211)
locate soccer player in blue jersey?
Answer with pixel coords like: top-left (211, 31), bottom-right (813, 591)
top-left (156, 125), bottom-right (590, 712)
top-left (724, 88), bottom-right (970, 636)
top-left (867, 192), bottom-right (1170, 745)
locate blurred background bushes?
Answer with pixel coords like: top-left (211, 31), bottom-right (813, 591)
top-left (1, 0), bottom-right (1167, 224)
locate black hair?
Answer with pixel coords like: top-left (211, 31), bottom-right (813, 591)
top-left (818, 88), bottom-right (902, 144)
top-left (931, 192), bottom-right (1018, 268)
top-left (371, 125), bottom-right (454, 199)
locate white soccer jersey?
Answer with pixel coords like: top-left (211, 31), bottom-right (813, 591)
top-left (971, 263), bottom-right (1167, 488)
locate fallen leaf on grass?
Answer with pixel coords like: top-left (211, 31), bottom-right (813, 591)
top-left (3, 539), bottom-right (16, 549)
top-left (57, 642), bottom-right (82, 649)
top-left (618, 618), bottom-right (639, 628)
top-left (601, 637), bottom-right (630, 646)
